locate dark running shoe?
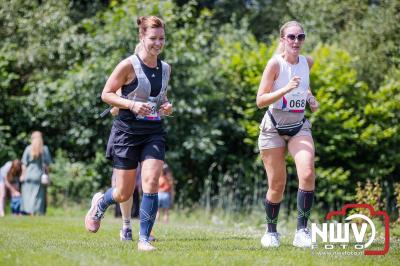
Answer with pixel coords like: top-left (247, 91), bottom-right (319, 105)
top-left (120, 228), bottom-right (133, 241)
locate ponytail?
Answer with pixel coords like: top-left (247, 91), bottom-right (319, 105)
top-left (274, 42), bottom-right (285, 55)
top-left (134, 43), bottom-right (141, 54)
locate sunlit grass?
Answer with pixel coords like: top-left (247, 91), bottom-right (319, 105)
top-left (0, 208), bottom-right (398, 266)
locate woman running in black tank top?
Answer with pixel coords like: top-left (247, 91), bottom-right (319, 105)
top-left (85, 16), bottom-right (173, 252)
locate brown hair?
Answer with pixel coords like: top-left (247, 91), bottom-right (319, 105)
top-left (6, 159), bottom-right (22, 182)
top-left (275, 21), bottom-right (305, 54)
top-left (135, 16), bottom-right (165, 54)
top-left (137, 16), bottom-right (165, 37)
top-left (30, 131), bottom-right (44, 159)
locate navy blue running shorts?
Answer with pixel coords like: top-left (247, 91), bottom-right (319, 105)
top-left (112, 138), bottom-right (165, 170)
top-left (106, 125), bottom-right (166, 170)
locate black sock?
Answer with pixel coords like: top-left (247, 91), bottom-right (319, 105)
top-left (297, 189), bottom-right (314, 230)
top-left (264, 199), bottom-right (281, 233)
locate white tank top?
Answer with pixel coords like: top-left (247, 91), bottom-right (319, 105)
top-left (270, 54), bottom-right (310, 113)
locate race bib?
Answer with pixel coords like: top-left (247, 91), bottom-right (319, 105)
top-left (281, 89), bottom-right (307, 112)
top-left (136, 97), bottom-right (161, 121)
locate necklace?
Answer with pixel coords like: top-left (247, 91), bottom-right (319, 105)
top-left (151, 66), bottom-right (159, 78)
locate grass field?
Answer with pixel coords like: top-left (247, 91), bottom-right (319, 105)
top-left (0, 208), bottom-right (399, 266)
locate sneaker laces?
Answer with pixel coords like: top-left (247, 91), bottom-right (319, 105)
top-left (139, 240), bottom-right (152, 246)
top-left (270, 232), bottom-right (280, 244)
top-left (264, 231), bottom-right (280, 243)
top-left (301, 228), bottom-right (311, 238)
top-left (123, 228), bottom-right (132, 238)
top-left (297, 228), bottom-right (311, 244)
top-left (264, 230), bottom-right (280, 237)
top-left (93, 208), bottom-right (104, 220)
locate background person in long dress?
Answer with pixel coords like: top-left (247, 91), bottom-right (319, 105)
top-left (20, 131), bottom-right (52, 215)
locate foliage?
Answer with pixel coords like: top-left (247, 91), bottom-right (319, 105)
top-left (355, 180), bottom-right (384, 217)
top-left (314, 166), bottom-right (352, 211)
top-left (360, 68), bottom-right (400, 180)
top-left (394, 183), bottom-right (400, 221)
top-left (166, 14), bottom-right (274, 206)
top-left (48, 149), bottom-right (108, 206)
top-left (0, 0), bottom-right (399, 215)
top-left (173, 0), bottom-right (291, 41)
top-left (288, 0), bottom-right (400, 88)
top-left (395, 183), bottom-right (400, 208)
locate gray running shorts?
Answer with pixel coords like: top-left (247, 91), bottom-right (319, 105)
top-left (258, 115), bottom-right (312, 150)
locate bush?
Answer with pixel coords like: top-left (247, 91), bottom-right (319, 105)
top-left (48, 149), bottom-right (108, 206)
top-left (394, 183), bottom-right (400, 222)
top-left (355, 180), bottom-right (384, 214)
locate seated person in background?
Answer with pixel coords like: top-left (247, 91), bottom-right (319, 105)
top-left (0, 160), bottom-right (22, 216)
top-left (157, 164), bottom-right (174, 223)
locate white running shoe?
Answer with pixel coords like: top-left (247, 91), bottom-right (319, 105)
top-left (261, 231), bottom-right (280, 248)
top-left (137, 240), bottom-right (156, 251)
top-left (293, 228), bottom-right (312, 248)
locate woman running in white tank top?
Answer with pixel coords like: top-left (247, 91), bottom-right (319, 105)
top-left (256, 21), bottom-right (319, 249)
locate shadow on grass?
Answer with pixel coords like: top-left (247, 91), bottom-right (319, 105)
top-left (158, 236), bottom-right (253, 242)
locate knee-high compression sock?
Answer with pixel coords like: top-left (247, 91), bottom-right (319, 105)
top-left (139, 193), bottom-right (158, 242)
top-left (264, 199), bottom-right (281, 233)
top-left (120, 196), bottom-right (133, 230)
top-left (297, 189), bottom-right (314, 230)
top-left (98, 188), bottom-right (116, 213)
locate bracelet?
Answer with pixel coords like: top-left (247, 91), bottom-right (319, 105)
top-left (307, 96), bottom-right (316, 103)
top-left (129, 101), bottom-right (136, 113)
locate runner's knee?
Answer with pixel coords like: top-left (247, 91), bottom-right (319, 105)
top-left (142, 177), bottom-right (159, 190)
top-left (298, 169), bottom-right (315, 185)
top-left (113, 189), bottom-right (132, 202)
top-left (268, 183), bottom-right (285, 199)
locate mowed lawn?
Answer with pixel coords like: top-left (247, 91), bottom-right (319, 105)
top-left (0, 209), bottom-right (399, 266)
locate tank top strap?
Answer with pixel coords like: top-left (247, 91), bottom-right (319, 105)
top-left (126, 55), bottom-right (151, 101)
top-left (130, 55), bottom-right (146, 79)
top-left (159, 60), bottom-right (170, 105)
top-left (273, 54), bottom-right (283, 66)
top-left (298, 55), bottom-right (307, 68)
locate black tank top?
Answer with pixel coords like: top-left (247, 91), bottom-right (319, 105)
top-left (121, 56), bottom-right (162, 97)
top-left (115, 56), bottom-right (164, 135)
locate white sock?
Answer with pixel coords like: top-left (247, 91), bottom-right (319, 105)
top-left (120, 195), bottom-right (133, 230)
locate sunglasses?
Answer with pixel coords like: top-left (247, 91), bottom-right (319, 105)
top-left (286, 33), bottom-right (306, 42)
